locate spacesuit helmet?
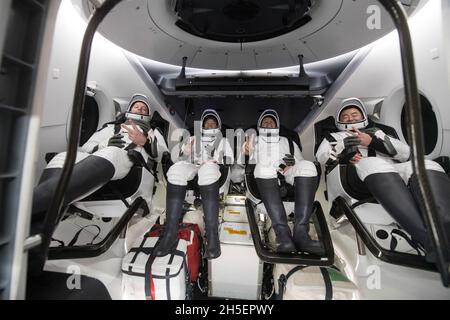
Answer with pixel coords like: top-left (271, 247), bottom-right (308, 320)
top-left (125, 94), bottom-right (152, 130)
top-left (258, 109), bottom-right (280, 143)
top-left (201, 109), bottom-right (222, 143)
top-left (335, 98), bottom-right (369, 131)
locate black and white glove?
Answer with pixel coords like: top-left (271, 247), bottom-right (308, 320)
top-left (343, 136), bottom-right (360, 149)
top-left (108, 134), bottom-right (126, 149)
top-left (282, 154), bottom-right (296, 167)
top-left (338, 136), bottom-right (361, 164)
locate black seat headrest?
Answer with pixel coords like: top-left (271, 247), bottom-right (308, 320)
top-left (314, 116), bottom-right (336, 155)
top-left (280, 125), bottom-right (302, 152)
top-left (368, 118), bottom-right (399, 139)
top-left (150, 111), bottom-right (170, 145)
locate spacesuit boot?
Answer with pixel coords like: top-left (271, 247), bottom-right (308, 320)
top-left (410, 171), bottom-right (450, 262)
top-left (32, 155), bottom-right (115, 219)
top-left (30, 168), bottom-right (63, 229)
top-left (293, 177), bottom-right (325, 255)
top-left (364, 173), bottom-right (429, 250)
top-left (256, 178), bottom-right (296, 253)
top-left (28, 156), bottom-right (115, 278)
top-left (38, 167), bottom-right (62, 184)
top-left (199, 181), bottom-right (221, 259)
top-left (154, 183), bottom-right (187, 257)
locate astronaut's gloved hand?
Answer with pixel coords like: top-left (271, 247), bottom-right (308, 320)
top-left (108, 134), bottom-right (126, 149)
top-left (183, 137), bottom-right (194, 157)
top-left (282, 154), bottom-right (296, 167)
top-left (343, 136), bottom-right (361, 149)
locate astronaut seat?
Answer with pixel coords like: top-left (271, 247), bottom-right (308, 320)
top-left (69, 161), bottom-right (155, 218)
top-left (46, 110), bottom-right (171, 222)
top-left (243, 127), bottom-right (334, 264)
top-left (44, 146), bottom-right (157, 250)
top-left (245, 126), bottom-right (310, 206)
top-left (74, 122), bottom-right (167, 219)
top-left (314, 116), bottom-right (436, 268)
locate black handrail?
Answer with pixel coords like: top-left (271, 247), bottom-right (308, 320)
top-left (333, 197), bottom-right (437, 272)
top-left (245, 199), bottom-right (334, 266)
top-left (41, 0), bottom-right (123, 262)
top-left (378, 0), bottom-right (449, 287)
top-left (48, 197), bottom-right (146, 260)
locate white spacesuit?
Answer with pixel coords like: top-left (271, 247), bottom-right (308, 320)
top-left (29, 94), bottom-right (169, 276)
top-left (315, 98), bottom-right (450, 259)
top-left (32, 94), bottom-right (168, 218)
top-left (252, 110), bottom-right (317, 183)
top-left (316, 98), bottom-right (443, 182)
top-left (248, 109), bottom-right (323, 255)
top-left (167, 109), bottom-right (233, 187)
top-left (155, 109), bottom-right (233, 259)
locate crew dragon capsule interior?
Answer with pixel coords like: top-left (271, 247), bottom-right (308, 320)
top-left (1, 0), bottom-right (450, 300)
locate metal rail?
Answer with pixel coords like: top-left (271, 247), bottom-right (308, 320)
top-left (246, 200), bottom-right (334, 266)
top-left (378, 0), bottom-right (449, 286)
top-left (48, 198), bottom-right (146, 260)
top-left (41, 0), bottom-right (123, 263)
top-left (334, 197), bottom-right (437, 272)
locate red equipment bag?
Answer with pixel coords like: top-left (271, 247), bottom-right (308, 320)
top-left (148, 223), bottom-right (202, 282)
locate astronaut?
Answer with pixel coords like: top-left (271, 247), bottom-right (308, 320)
top-left (315, 97), bottom-right (450, 259)
top-left (32, 94), bottom-right (168, 223)
top-left (155, 109), bottom-right (233, 259)
top-left (244, 109), bottom-right (323, 255)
